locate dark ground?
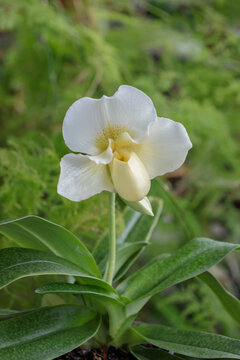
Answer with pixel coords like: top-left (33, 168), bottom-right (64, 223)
top-left (54, 346), bottom-right (137, 360)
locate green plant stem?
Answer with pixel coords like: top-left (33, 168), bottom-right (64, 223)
top-left (106, 192), bottom-right (116, 285)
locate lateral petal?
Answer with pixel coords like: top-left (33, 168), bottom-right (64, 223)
top-left (87, 140), bottom-right (113, 165)
top-left (57, 154), bottom-right (114, 201)
top-left (136, 117), bottom-right (192, 179)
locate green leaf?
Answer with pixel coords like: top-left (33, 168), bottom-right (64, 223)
top-left (155, 177), bottom-right (199, 239)
top-left (118, 238), bottom-right (239, 300)
top-left (0, 216), bottom-right (100, 277)
top-left (111, 313), bottom-right (139, 348)
top-left (131, 345), bottom-right (184, 360)
top-left (0, 309), bottom-right (19, 316)
top-left (116, 198), bottom-right (163, 280)
top-left (41, 294), bottom-right (65, 307)
top-left (0, 305), bottom-right (100, 360)
top-left (117, 208), bottom-right (142, 243)
top-left (93, 209), bottom-right (141, 272)
top-left (114, 242), bottom-right (147, 280)
top-left (132, 323), bottom-right (240, 358)
top-left (199, 271), bottom-right (240, 324)
top-left (0, 247), bottom-right (114, 292)
top-left (0, 309), bottom-right (35, 321)
top-left (93, 197), bottom-right (163, 279)
top-left (119, 198), bottom-right (163, 245)
top-left (35, 282), bottom-right (123, 304)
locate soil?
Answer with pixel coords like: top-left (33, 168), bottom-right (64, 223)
top-left (54, 346), bottom-right (137, 360)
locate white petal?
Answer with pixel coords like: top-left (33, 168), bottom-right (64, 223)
top-left (63, 85), bottom-right (156, 155)
top-left (104, 85), bottom-right (157, 141)
top-left (136, 117), bottom-right (192, 179)
top-left (87, 140), bottom-right (113, 164)
top-left (57, 154), bottom-right (114, 201)
top-left (63, 97), bottom-right (108, 155)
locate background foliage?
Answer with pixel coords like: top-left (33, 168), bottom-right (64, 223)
top-left (0, 0), bottom-right (239, 337)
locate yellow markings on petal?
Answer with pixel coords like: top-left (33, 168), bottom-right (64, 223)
top-left (114, 150), bottom-right (130, 162)
top-left (95, 125), bottom-right (128, 151)
top-left (110, 152), bottom-right (150, 202)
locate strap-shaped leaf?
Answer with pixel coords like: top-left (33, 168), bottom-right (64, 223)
top-left (0, 305), bottom-right (100, 360)
top-left (0, 309), bottom-right (19, 316)
top-left (0, 247), bottom-right (114, 291)
top-left (114, 199), bottom-right (163, 281)
top-left (118, 238), bottom-right (239, 300)
top-left (199, 271), bottom-right (240, 324)
top-left (94, 198), bottom-right (163, 279)
top-left (96, 242), bottom-right (147, 277)
top-left (35, 283), bottom-right (123, 304)
top-left (0, 309), bottom-right (35, 321)
top-left (155, 177), bottom-right (199, 239)
top-left (119, 198), bottom-right (163, 245)
top-left (0, 215), bottom-right (100, 277)
top-left (132, 323), bottom-right (240, 358)
top-left (93, 204), bottom-right (143, 266)
top-left (114, 242), bottom-right (147, 281)
top-left (131, 345), bottom-right (184, 360)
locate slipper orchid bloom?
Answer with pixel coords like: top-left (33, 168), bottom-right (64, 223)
top-left (57, 85), bottom-right (192, 203)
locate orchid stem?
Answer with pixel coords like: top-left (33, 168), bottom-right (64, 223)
top-left (106, 192), bottom-right (116, 285)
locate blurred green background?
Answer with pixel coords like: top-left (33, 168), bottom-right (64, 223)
top-left (0, 0), bottom-right (240, 337)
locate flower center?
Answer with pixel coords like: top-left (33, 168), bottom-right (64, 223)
top-left (110, 135), bottom-right (134, 162)
top-left (96, 125), bottom-right (150, 202)
top-left (95, 125), bottom-right (128, 151)
top-left (96, 125), bottom-right (137, 163)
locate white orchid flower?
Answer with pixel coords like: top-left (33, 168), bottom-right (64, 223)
top-left (57, 85), bottom-right (192, 203)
